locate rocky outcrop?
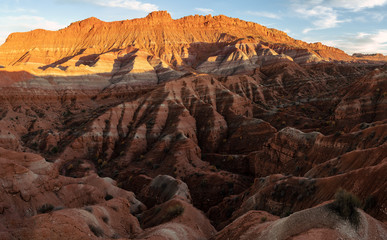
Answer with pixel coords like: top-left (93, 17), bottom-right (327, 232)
top-left (0, 11), bottom-right (356, 85)
top-left (140, 175), bottom-right (192, 207)
top-left (335, 67), bottom-right (387, 126)
top-left (137, 198), bottom-right (216, 240)
top-left (213, 205), bottom-right (387, 240)
top-left (353, 53), bottom-right (387, 62)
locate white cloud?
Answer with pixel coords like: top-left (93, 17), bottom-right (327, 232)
top-left (370, 12), bottom-right (385, 22)
top-left (0, 15), bottom-right (65, 45)
top-left (292, 0), bottom-right (387, 11)
top-left (283, 29), bottom-right (291, 34)
top-left (0, 8), bottom-right (37, 13)
top-left (195, 8), bottom-right (214, 15)
top-left (327, 0), bottom-right (387, 11)
top-left (325, 29), bottom-right (387, 54)
top-left (355, 13), bottom-right (384, 23)
top-left (246, 11), bottom-right (281, 19)
top-left (291, 0), bottom-right (387, 33)
top-left (295, 5), bottom-right (349, 33)
top-left (4, 16), bottom-right (65, 30)
top-left (86, 0), bottom-right (158, 12)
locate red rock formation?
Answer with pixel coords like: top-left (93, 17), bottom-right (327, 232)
top-left (0, 11), bottom-right (354, 80)
top-left (0, 11), bottom-right (386, 240)
top-left (353, 53), bottom-right (387, 62)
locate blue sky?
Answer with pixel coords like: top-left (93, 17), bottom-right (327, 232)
top-left (0, 0), bottom-right (386, 54)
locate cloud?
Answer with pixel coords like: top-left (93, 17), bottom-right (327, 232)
top-left (370, 12), bottom-right (385, 22)
top-left (246, 11), bottom-right (281, 19)
top-left (295, 5), bottom-right (349, 33)
top-left (283, 29), bottom-right (291, 34)
top-left (4, 16), bottom-right (65, 30)
top-left (291, 0), bottom-right (387, 33)
top-left (0, 8), bottom-right (37, 13)
top-left (81, 0), bottom-right (158, 12)
top-left (325, 29), bottom-right (387, 54)
top-left (327, 0), bottom-right (387, 11)
top-left (292, 0), bottom-right (387, 11)
top-left (291, 0), bottom-right (360, 34)
top-left (0, 15), bottom-right (65, 45)
top-left (195, 8), bottom-right (214, 15)
top-left (355, 12), bottom-right (385, 23)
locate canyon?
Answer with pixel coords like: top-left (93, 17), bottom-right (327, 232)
top-left (0, 11), bottom-right (386, 240)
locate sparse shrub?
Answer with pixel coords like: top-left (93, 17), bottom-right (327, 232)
top-left (200, 179), bottom-right (208, 188)
top-left (146, 118), bottom-right (155, 128)
top-left (369, 131), bottom-right (376, 139)
top-left (111, 233), bottom-right (120, 239)
top-left (363, 195), bottom-right (377, 212)
top-left (84, 206), bottom-right (93, 213)
top-left (298, 179), bottom-right (305, 185)
top-left (328, 189), bottom-right (361, 226)
top-left (297, 194), bottom-right (303, 201)
top-left (329, 167), bottom-right (338, 176)
top-left (53, 206), bottom-right (65, 211)
top-left (280, 190), bottom-right (285, 197)
top-left (31, 142), bottom-right (38, 150)
top-left (209, 165), bottom-right (217, 172)
top-left (38, 203), bottom-right (54, 214)
top-left (153, 164), bottom-right (160, 169)
top-left (225, 207), bottom-right (234, 218)
top-left (88, 224), bottom-right (103, 237)
top-left (176, 132), bottom-right (184, 140)
top-left (104, 194), bottom-right (113, 201)
top-left (51, 146), bottom-right (58, 154)
top-left (220, 188), bottom-right (228, 197)
top-left (334, 131), bottom-right (342, 137)
top-left (102, 215), bottom-right (109, 223)
top-left (166, 205), bottom-right (184, 219)
top-left (260, 216), bottom-right (267, 223)
top-left (145, 160), bottom-right (153, 168)
top-left (281, 208), bottom-right (292, 218)
top-left (359, 122), bottom-right (368, 130)
top-left (227, 182), bottom-right (234, 189)
top-left (63, 110), bottom-right (72, 117)
top-left (154, 207), bottom-right (162, 215)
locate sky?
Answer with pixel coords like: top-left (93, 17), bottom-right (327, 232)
top-left (0, 0), bottom-right (386, 54)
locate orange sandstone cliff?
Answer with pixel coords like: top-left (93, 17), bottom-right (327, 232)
top-left (0, 11), bottom-right (352, 76)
